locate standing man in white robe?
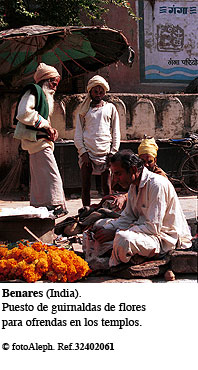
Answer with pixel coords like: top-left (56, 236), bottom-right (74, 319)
top-left (13, 63), bottom-right (67, 213)
top-left (74, 75), bottom-right (120, 206)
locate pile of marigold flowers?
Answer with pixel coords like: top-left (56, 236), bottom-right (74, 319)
top-left (0, 240), bottom-right (91, 283)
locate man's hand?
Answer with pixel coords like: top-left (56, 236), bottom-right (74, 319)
top-left (46, 127), bottom-right (59, 141)
top-left (81, 152), bottom-right (91, 166)
top-left (94, 227), bottom-right (116, 243)
top-left (106, 153), bottom-right (113, 168)
top-left (101, 193), bottom-right (127, 212)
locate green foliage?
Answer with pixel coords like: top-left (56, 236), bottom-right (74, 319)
top-left (0, 1), bottom-right (38, 29)
top-left (0, 0), bottom-right (137, 30)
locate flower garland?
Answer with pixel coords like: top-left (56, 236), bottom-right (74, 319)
top-left (0, 240), bottom-right (91, 283)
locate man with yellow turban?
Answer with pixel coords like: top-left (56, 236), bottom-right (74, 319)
top-left (100, 136), bottom-right (167, 213)
top-left (13, 63), bottom-right (67, 213)
top-left (74, 75), bottom-right (120, 206)
top-left (138, 137), bottom-right (167, 177)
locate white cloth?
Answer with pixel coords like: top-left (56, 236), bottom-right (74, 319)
top-left (14, 90), bottom-right (54, 154)
top-left (82, 219), bottom-right (115, 260)
top-left (74, 101), bottom-right (120, 160)
top-left (109, 230), bottom-right (161, 266)
top-left (78, 153), bottom-right (107, 175)
top-left (16, 90), bottom-right (50, 130)
top-left (30, 147), bottom-right (67, 210)
top-left (0, 206), bottom-right (53, 219)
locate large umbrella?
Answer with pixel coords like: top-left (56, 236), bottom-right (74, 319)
top-left (0, 25), bottom-right (134, 87)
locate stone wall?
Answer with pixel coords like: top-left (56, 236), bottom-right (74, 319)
top-left (0, 93), bottom-right (19, 179)
top-left (52, 93), bottom-right (198, 141)
top-left (0, 92), bottom-right (198, 179)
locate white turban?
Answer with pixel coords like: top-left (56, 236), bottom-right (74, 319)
top-left (34, 63), bottom-right (60, 84)
top-left (79, 75), bottom-right (110, 118)
top-left (87, 75), bottom-right (109, 93)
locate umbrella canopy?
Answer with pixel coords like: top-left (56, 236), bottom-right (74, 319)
top-left (0, 25), bottom-right (134, 88)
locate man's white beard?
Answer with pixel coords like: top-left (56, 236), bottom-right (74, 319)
top-left (42, 82), bottom-right (55, 117)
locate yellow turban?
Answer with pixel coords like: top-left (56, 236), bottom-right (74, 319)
top-left (138, 138), bottom-right (158, 158)
top-left (79, 75), bottom-right (110, 118)
top-left (34, 63), bottom-right (60, 84)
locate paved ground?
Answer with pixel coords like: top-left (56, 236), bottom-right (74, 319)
top-left (0, 191), bottom-right (197, 220)
top-left (0, 192), bottom-right (197, 283)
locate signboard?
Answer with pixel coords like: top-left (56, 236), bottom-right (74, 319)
top-left (139, 0), bottom-right (198, 82)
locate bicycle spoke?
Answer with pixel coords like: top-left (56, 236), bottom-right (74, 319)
top-left (180, 153), bottom-right (198, 193)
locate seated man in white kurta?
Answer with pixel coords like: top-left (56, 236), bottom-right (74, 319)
top-left (83, 149), bottom-right (192, 268)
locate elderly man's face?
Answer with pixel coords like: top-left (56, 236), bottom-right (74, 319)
top-left (139, 154), bottom-right (156, 171)
top-left (48, 76), bottom-right (60, 91)
top-left (90, 85), bottom-right (105, 102)
top-left (111, 161), bottom-right (139, 189)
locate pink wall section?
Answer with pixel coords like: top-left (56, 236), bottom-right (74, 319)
top-left (102, 2), bottom-right (140, 92)
top-left (81, 1), bottom-right (140, 93)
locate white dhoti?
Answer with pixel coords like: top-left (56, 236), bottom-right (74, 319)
top-left (78, 152), bottom-right (108, 175)
top-left (29, 147), bottom-right (67, 210)
top-left (83, 218), bottom-right (161, 267)
top-left (109, 229), bottom-right (161, 267)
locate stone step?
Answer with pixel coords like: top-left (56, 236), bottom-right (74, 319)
top-left (170, 250), bottom-right (197, 274)
top-left (107, 250), bottom-right (197, 279)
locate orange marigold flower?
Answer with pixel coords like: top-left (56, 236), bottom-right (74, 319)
top-left (0, 247), bottom-right (8, 259)
top-left (46, 244), bottom-right (57, 251)
top-left (60, 274), bottom-right (67, 283)
top-left (7, 259), bottom-right (18, 279)
top-left (7, 247), bottom-right (22, 261)
top-left (31, 242), bottom-right (44, 252)
top-left (21, 247), bottom-right (39, 263)
top-left (0, 258), bottom-right (17, 278)
top-left (65, 264), bottom-right (77, 282)
top-left (0, 240), bottom-right (91, 283)
top-left (18, 244), bottom-right (26, 250)
top-left (7, 258), bottom-right (18, 268)
top-left (23, 264), bottom-right (42, 283)
top-left (14, 260), bottom-right (28, 278)
top-left (47, 251), bottom-right (67, 275)
top-left (46, 271), bottom-right (58, 282)
top-left (36, 257), bottom-right (48, 274)
top-left (16, 239), bottom-right (30, 248)
top-left (0, 259), bottom-right (10, 276)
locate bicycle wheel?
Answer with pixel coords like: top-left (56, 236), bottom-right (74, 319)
top-left (179, 150), bottom-right (198, 194)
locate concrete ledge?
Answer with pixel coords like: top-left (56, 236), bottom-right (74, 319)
top-left (106, 250), bottom-right (198, 279)
top-left (170, 250), bottom-right (198, 274)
